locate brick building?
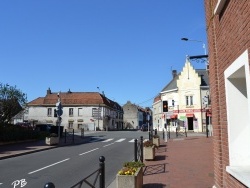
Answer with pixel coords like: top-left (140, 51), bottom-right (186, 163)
top-left (204, 0), bottom-right (250, 187)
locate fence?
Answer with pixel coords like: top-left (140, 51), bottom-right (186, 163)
top-left (44, 156), bottom-right (105, 188)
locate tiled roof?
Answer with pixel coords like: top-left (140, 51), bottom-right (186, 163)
top-left (28, 92), bottom-right (122, 110)
top-left (153, 94), bottom-right (161, 103)
top-left (161, 69), bottom-right (209, 93)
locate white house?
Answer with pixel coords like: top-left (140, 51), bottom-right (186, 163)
top-left (27, 88), bottom-right (123, 131)
top-left (153, 59), bottom-right (210, 132)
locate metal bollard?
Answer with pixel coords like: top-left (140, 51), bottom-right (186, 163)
top-left (99, 156), bottom-right (105, 188)
top-left (163, 129), bottom-right (165, 139)
top-left (44, 182), bottom-right (55, 188)
top-left (134, 139), bottom-right (138, 162)
top-left (154, 129), bottom-right (157, 135)
top-left (64, 129), bottom-right (67, 143)
top-left (140, 136), bottom-right (143, 162)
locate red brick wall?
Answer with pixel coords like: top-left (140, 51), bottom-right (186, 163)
top-left (204, 0), bottom-right (250, 187)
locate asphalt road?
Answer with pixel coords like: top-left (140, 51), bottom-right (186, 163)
top-left (0, 130), bottom-right (151, 188)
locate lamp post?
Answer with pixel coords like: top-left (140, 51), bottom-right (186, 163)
top-left (181, 37), bottom-right (207, 55)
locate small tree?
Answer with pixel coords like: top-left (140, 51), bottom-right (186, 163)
top-left (0, 83), bottom-right (27, 124)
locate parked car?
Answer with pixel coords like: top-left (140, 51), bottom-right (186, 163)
top-left (35, 124), bottom-right (53, 132)
top-left (141, 124), bottom-right (148, 131)
top-left (15, 122), bottom-right (33, 129)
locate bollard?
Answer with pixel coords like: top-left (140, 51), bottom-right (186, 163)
top-left (134, 139), bottom-right (138, 162)
top-left (44, 182), bottom-right (55, 188)
top-left (154, 129), bottom-right (157, 135)
top-left (64, 129), bottom-right (67, 143)
top-left (81, 128), bottom-right (84, 138)
top-left (99, 156), bottom-right (105, 188)
top-left (72, 129), bottom-right (74, 143)
top-left (185, 127), bottom-right (187, 137)
top-left (140, 136), bottom-right (143, 162)
top-left (163, 129), bottom-right (165, 139)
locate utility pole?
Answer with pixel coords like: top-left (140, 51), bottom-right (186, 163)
top-left (56, 93), bottom-right (63, 139)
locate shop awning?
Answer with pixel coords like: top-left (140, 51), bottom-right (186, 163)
top-left (170, 114), bottom-right (178, 119)
top-left (186, 113), bottom-right (194, 117)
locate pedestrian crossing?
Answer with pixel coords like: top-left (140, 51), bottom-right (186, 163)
top-left (90, 138), bottom-right (148, 143)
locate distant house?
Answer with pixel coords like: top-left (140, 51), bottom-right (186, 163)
top-left (153, 60), bottom-right (210, 132)
top-left (123, 101), bottom-right (152, 130)
top-left (27, 88), bottom-right (123, 131)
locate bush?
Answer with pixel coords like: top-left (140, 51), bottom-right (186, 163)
top-left (0, 123), bottom-right (44, 142)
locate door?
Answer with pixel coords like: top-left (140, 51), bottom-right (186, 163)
top-left (187, 117), bottom-right (193, 130)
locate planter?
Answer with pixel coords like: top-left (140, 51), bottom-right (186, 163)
top-left (116, 167), bottom-right (143, 188)
top-left (45, 137), bottom-right (59, 145)
top-left (144, 146), bottom-right (155, 160)
top-left (153, 137), bottom-right (160, 147)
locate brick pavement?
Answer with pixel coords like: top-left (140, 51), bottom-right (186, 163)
top-left (143, 136), bottom-right (214, 188)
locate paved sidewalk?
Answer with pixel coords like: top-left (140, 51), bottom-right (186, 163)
top-left (143, 136), bottom-right (214, 188)
top-left (0, 134), bottom-right (91, 160)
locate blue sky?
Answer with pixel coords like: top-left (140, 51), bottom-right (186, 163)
top-left (0, 0), bottom-right (207, 108)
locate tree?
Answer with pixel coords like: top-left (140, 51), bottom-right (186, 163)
top-left (0, 83), bottom-right (27, 124)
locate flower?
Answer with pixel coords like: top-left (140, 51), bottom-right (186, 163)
top-left (153, 134), bottom-right (160, 138)
top-left (143, 140), bottom-right (154, 147)
top-left (118, 161), bottom-right (144, 175)
top-left (48, 133), bottom-right (58, 137)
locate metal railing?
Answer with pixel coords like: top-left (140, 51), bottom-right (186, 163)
top-left (134, 136), bottom-right (143, 162)
top-left (44, 156), bottom-right (105, 188)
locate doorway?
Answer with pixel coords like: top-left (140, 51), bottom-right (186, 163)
top-left (187, 117), bottom-right (193, 130)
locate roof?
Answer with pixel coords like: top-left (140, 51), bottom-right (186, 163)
top-left (161, 69), bottom-right (209, 93)
top-left (28, 92), bottom-right (123, 111)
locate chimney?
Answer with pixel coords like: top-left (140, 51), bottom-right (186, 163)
top-left (47, 87), bottom-right (51, 95)
top-left (172, 70), bottom-right (177, 78)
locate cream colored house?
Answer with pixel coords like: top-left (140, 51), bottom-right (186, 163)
top-left (153, 59), bottom-right (210, 132)
top-left (27, 88), bottom-right (123, 131)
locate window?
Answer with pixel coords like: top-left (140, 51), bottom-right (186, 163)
top-left (186, 96), bottom-right (189, 106)
top-left (186, 96), bottom-right (194, 106)
top-left (78, 108), bottom-right (83, 116)
top-left (68, 122), bottom-right (73, 129)
top-left (69, 108), bottom-right (74, 116)
top-left (225, 50), bottom-right (250, 187)
top-left (47, 108), bottom-right (52, 116)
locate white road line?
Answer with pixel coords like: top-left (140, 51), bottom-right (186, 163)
top-left (103, 143), bottom-right (114, 147)
top-left (115, 138), bottom-right (126, 142)
top-left (129, 139), bottom-right (135, 142)
top-left (102, 138), bottom-right (114, 142)
top-left (28, 158), bottom-right (70, 174)
top-left (79, 148), bottom-right (99, 156)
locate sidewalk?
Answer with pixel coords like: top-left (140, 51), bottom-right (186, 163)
top-left (143, 136), bottom-right (214, 188)
top-left (0, 134), bottom-right (91, 160)
top-left (0, 133), bottom-right (214, 188)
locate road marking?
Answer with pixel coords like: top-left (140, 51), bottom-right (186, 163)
top-left (102, 138), bottom-right (114, 142)
top-left (28, 158), bottom-right (70, 174)
top-left (115, 138), bottom-right (126, 142)
top-left (79, 148), bottom-right (99, 156)
top-left (103, 143), bottom-right (114, 147)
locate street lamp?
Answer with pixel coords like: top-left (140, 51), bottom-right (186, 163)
top-left (181, 37), bottom-right (207, 55)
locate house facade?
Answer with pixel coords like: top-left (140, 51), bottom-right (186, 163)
top-left (122, 101), bottom-right (152, 130)
top-left (153, 60), bottom-right (210, 132)
top-left (205, 0), bottom-right (250, 187)
top-left (27, 88), bottom-right (123, 131)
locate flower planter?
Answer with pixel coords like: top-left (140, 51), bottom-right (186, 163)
top-left (153, 137), bottom-right (160, 147)
top-left (116, 167), bottom-right (143, 188)
top-left (45, 137), bottom-right (59, 145)
top-left (144, 146), bottom-right (155, 160)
